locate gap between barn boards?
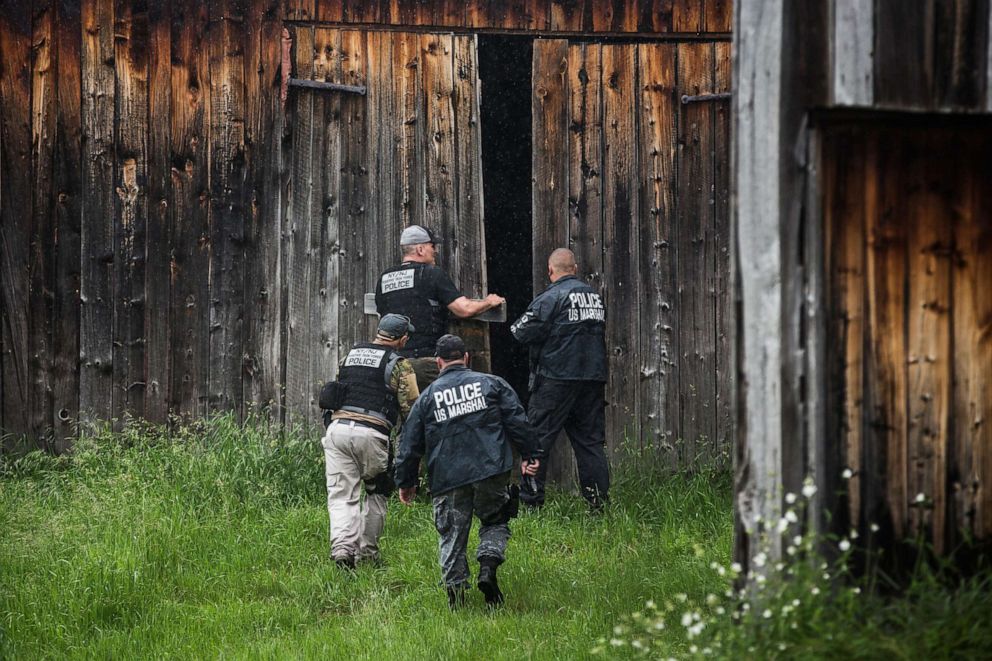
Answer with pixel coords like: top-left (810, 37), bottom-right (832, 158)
top-left (282, 20), bottom-right (732, 43)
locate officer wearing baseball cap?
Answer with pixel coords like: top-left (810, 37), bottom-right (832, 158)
top-left (319, 313), bottom-right (420, 569)
top-left (395, 334), bottom-right (541, 608)
top-left (375, 225), bottom-right (505, 390)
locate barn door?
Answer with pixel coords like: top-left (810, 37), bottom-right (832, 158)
top-left (287, 28), bottom-right (489, 427)
top-left (532, 40), bottom-right (732, 486)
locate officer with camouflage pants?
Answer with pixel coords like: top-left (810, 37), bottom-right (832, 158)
top-left (322, 314), bottom-right (420, 569)
top-left (395, 334), bottom-right (541, 608)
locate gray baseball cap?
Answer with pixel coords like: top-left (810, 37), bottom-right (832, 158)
top-left (377, 313), bottom-right (416, 339)
top-left (399, 225), bottom-right (441, 246)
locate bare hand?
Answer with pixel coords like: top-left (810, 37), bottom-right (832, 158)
top-left (521, 459), bottom-right (540, 476)
top-left (485, 293), bottom-right (505, 308)
top-left (399, 486), bottom-right (417, 505)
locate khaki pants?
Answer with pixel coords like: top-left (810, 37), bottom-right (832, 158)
top-left (322, 420), bottom-right (390, 562)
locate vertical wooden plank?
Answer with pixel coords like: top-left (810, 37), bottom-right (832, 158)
top-left (952, 132), bottom-right (992, 540)
top-left (308, 28), bottom-right (342, 417)
top-left (316, 0), bottom-right (344, 22)
top-left (284, 25), bottom-right (315, 429)
top-left (672, 0), bottom-right (702, 33)
top-left (242, 0), bottom-right (284, 418)
top-left (832, 0), bottom-right (874, 106)
top-left (364, 30), bottom-right (392, 343)
top-left (285, 0), bottom-right (314, 20)
top-left (52, 0), bottom-right (84, 448)
top-left (825, 128), bottom-right (867, 531)
top-left (713, 41), bottom-right (732, 469)
top-left (433, 0), bottom-right (465, 27)
top-left (346, 0), bottom-right (380, 23)
top-left (29, 0), bottom-right (57, 440)
top-left (705, 0), bottom-right (732, 32)
top-left (145, 0), bottom-right (171, 423)
top-left (336, 29), bottom-right (369, 357)
top-left (114, 0), bottom-right (150, 423)
top-left (531, 39), bottom-right (569, 293)
top-left (638, 0), bottom-right (675, 33)
top-left (676, 42), bottom-right (716, 465)
top-left (988, 0), bottom-right (992, 111)
top-left (874, 0), bottom-right (935, 108)
top-left (492, 0), bottom-right (550, 30)
top-left (602, 43), bottom-right (640, 454)
top-left (865, 128), bottom-right (908, 540)
top-left (169, 0), bottom-right (211, 419)
top-left (80, 0), bottom-right (116, 425)
top-left (396, 29), bottom-right (425, 230)
top-left (906, 130), bottom-right (952, 553)
top-left (567, 44), bottom-right (603, 290)
top-left (591, 0), bottom-right (636, 32)
top-left (450, 34), bottom-right (491, 372)
top-left (206, 0), bottom-right (247, 417)
top-left (0, 1), bottom-right (33, 440)
top-left (934, 0), bottom-right (990, 109)
top-left (636, 43), bottom-right (678, 466)
top-left (421, 33), bottom-right (457, 269)
top-left (552, 0), bottom-right (587, 32)
top-left (465, 0), bottom-right (491, 28)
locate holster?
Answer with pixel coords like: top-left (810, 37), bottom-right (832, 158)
top-left (319, 380), bottom-right (348, 411)
top-left (364, 435), bottom-right (396, 497)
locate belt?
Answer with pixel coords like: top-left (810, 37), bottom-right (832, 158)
top-left (331, 418), bottom-right (391, 436)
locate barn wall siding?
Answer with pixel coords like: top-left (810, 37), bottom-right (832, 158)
top-left (1, 0), bottom-right (731, 455)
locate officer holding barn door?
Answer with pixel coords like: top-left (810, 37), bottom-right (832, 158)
top-left (510, 248), bottom-right (610, 511)
top-left (375, 225), bottom-right (505, 390)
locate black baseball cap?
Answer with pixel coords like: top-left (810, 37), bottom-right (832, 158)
top-left (435, 334), bottom-right (467, 360)
top-left (377, 313), bottom-right (416, 339)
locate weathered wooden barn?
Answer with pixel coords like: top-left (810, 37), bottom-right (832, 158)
top-left (736, 1), bottom-right (992, 568)
top-left (0, 0), bottom-right (733, 485)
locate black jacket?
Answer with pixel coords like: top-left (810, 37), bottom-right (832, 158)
top-left (510, 275), bottom-right (607, 382)
top-left (395, 365), bottom-right (541, 495)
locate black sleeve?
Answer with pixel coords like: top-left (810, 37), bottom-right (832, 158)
top-left (494, 377), bottom-right (542, 459)
top-left (394, 398), bottom-right (427, 488)
top-left (428, 266), bottom-right (464, 307)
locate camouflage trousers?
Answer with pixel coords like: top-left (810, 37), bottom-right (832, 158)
top-left (432, 471), bottom-right (512, 589)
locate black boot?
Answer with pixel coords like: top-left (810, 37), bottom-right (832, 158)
top-left (446, 585), bottom-right (466, 610)
top-left (477, 557), bottom-right (504, 606)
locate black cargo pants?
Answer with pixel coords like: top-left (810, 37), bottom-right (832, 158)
top-left (520, 377), bottom-right (609, 508)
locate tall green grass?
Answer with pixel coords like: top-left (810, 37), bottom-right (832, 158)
top-left (1, 416), bottom-right (731, 659)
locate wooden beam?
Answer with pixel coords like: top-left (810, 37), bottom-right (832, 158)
top-left (831, 0), bottom-right (873, 106)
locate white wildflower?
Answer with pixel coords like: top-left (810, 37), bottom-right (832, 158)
top-left (787, 545), bottom-right (797, 556)
top-left (775, 562), bottom-right (785, 571)
top-left (653, 620), bottom-right (665, 630)
top-left (689, 645), bottom-right (698, 655)
top-left (870, 523), bottom-right (880, 533)
top-left (792, 599), bottom-right (801, 607)
top-left (850, 529), bottom-right (859, 540)
top-left (716, 565), bottom-right (726, 576)
top-left (852, 587), bottom-right (861, 594)
top-left (811, 586), bottom-right (821, 596)
top-left (715, 606), bottom-right (725, 615)
top-left (915, 492), bottom-right (926, 503)
top-left (730, 562), bottom-right (743, 574)
top-left (681, 612), bottom-right (694, 628)
top-left (753, 551), bottom-right (767, 568)
top-left (776, 517), bottom-right (790, 533)
top-left (778, 643), bottom-right (788, 651)
top-left (706, 593), bottom-right (719, 606)
top-left (676, 593), bottom-right (688, 602)
top-left (762, 609), bottom-right (772, 619)
top-left (793, 535), bottom-right (803, 546)
top-left (785, 509), bottom-right (799, 524)
top-left (802, 481), bottom-right (818, 499)
top-left (610, 638), bottom-right (625, 647)
top-left (839, 539), bottom-right (851, 552)
top-left (646, 599), bottom-right (656, 610)
top-left (632, 640), bottom-right (644, 650)
top-left (613, 626), bottom-right (624, 635)
top-left (785, 492), bottom-right (797, 504)
top-left (842, 468), bottom-right (853, 479)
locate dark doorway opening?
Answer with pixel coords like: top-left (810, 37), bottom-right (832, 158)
top-left (479, 35), bottom-right (534, 402)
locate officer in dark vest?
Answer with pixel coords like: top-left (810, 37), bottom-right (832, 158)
top-left (510, 248), bottom-right (610, 511)
top-left (321, 314), bottom-right (420, 569)
top-left (375, 225), bottom-right (504, 391)
top-left (395, 334), bottom-right (541, 608)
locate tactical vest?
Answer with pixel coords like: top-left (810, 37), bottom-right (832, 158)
top-left (337, 343), bottom-right (402, 426)
top-left (377, 262), bottom-right (447, 355)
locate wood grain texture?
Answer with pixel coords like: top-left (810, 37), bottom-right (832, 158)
top-left (567, 43), bottom-right (603, 290)
top-left (874, 0), bottom-right (934, 109)
top-left (531, 39), bottom-right (569, 293)
top-left (676, 42), bottom-right (715, 465)
top-left (704, 0), bottom-right (731, 32)
top-left (636, 42), bottom-right (677, 463)
top-left (80, 0), bottom-right (116, 425)
top-left (551, 0), bottom-right (587, 32)
top-left (602, 43), bottom-right (639, 455)
top-left (29, 0), bottom-right (57, 439)
top-left (169, 0), bottom-right (211, 419)
top-left (934, 0), bottom-right (989, 109)
top-left (951, 134), bottom-right (992, 540)
top-left (672, 0), bottom-right (702, 33)
top-left (396, 28), bottom-right (425, 230)
top-left (638, 0), bottom-right (675, 34)
top-left (865, 129), bottom-right (908, 540)
top-left (145, 0), bottom-right (172, 423)
top-left (421, 33), bottom-right (456, 263)
top-left (114, 0), bottom-right (150, 422)
top-left (52, 0), bottom-right (84, 448)
top-left (906, 131), bottom-right (952, 553)
top-left (712, 40), bottom-right (732, 469)
top-left (242, 0), bottom-right (284, 418)
top-left (831, 0), bottom-right (873, 106)
top-left (286, 0), bottom-right (315, 20)
top-left (285, 25), bottom-right (316, 429)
